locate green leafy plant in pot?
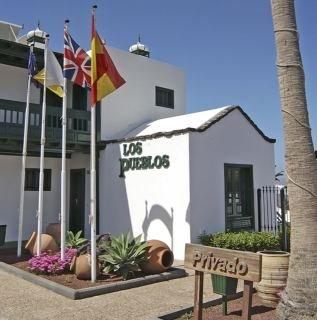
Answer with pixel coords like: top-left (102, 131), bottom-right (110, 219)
top-left (65, 230), bottom-right (87, 249)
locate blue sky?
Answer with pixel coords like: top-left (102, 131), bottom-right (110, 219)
top-left (2, 0), bottom-right (317, 172)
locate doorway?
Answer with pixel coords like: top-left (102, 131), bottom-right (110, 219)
top-left (69, 169), bottom-right (86, 235)
top-left (224, 164), bottom-right (254, 231)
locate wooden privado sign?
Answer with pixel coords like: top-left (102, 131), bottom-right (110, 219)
top-left (184, 244), bottom-right (262, 320)
top-left (185, 243), bottom-right (261, 282)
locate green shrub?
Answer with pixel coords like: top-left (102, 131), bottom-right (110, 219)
top-left (66, 230), bottom-right (87, 249)
top-left (198, 231), bottom-right (281, 252)
top-left (197, 231), bottom-right (213, 246)
top-left (98, 233), bottom-right (148, 280)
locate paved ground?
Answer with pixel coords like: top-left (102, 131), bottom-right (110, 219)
top-left (0, 261), bottom-right (226, 320)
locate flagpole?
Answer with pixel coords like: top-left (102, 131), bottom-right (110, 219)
top-left (17, 44), bottom-right (34, 257)
top-left (90, 104), bottom-right (97, 282)
top-left (90, 4), bottom-right (98, 282)
top-left (61, 20), bottom-right (69, 261)
top-left (36, 35), bottom-right (49, 256)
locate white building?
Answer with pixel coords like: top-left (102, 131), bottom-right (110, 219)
top-left (0, 21), bottom-right (275, 259)
top-left (99, 107), bottom-right (275, 259)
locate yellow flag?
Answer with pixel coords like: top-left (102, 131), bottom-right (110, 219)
top-left (34, 48), bottom-right (64, 97)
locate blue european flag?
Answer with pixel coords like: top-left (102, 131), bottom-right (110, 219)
top-left (27, 50), bottom-right (37, 76)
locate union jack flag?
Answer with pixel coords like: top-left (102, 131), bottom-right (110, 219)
top-left (64, 30), bottom-right (91, 89)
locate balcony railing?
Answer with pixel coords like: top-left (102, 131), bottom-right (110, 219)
top-left (0, 99), bottom-right (90, 153)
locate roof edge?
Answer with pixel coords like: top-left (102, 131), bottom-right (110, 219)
top-left (98, 106), bottom-right (276, 149)
top-left (201, 106), bottom-right (276, 144)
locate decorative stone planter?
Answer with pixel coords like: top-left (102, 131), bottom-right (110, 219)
top-left (256, 251), bottom-right (290, 307)
top-left (140, 240), bottom-right (174, 274)
top-left (0, 225), bottom-right (6, 246)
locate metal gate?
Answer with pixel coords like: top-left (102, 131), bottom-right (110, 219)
top-left (257, 186), bottom-right (289, 251)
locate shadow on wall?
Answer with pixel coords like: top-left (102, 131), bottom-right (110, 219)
top-left (142, 201), bottom-right (174, 251)
top-left (185, 204), bottom-right (193, 243)
top-left (101, 143), bottom-right (133, 236)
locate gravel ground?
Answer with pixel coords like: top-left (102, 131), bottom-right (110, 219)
top-left (176, 294), bottom-right (276, 319)
top-left (0, 262), bottom-right (224, 320)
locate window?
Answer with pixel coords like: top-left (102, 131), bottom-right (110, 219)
top-left (155, 86), bottom-right (174, 109)
top-left (25, 169), bottom-right (52, 191)
top-left (41, 88), bottom-right (62, 108)
top-left (224, 164), bottom-right (254, 232)
top-left (72, 84), bottom-right (88, 110)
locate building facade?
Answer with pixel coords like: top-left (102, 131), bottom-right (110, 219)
top-left (0, 21), bottom-right (186, 244)
top-left (0, 21), bottom-right (275, 259)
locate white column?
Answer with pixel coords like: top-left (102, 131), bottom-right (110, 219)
top-left (17, 55), bottom-right (33, 257)
top-left (36, 36), bottom-right (49, 256)
top-left (60, 76), bottom-right (68, 260)
top-left (61, 21), bottom-right (69, 260)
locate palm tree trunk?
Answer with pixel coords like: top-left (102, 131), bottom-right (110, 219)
top-left (271, 0), bottom-right (317, 318)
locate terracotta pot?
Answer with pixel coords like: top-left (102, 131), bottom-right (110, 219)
top-left (256, 251), bottom-right (290, 307)
top-left (25, 231), bottom-right (37, 252)
top-left (72, 254), bottom-right (100, 280)
top-left (25, 232), bottom-right (59, 255)
top-left (70, 256), bottom-right (76, 272)
top-left (46, 223), bottom-right (61, 244)
top-left (140, 240), bottom-right (174, 274)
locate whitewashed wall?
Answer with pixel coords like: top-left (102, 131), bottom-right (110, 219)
top-left (0, 153), bottom-right (89, 242)
top-left (99, 134), bottom-right (191, 259)
top-left (188, 109), bottom-right (275, 242)
top-left (99, 109), bottom-right (275, 260)
top-left (100, 47), bottom-right (186, 140)
top-left (0, 64), bottom-right (41, 104)
top-left (0, 155), bottom-right (60, 242)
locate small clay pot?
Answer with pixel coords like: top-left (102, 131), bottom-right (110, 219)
top-left (72, 254), bottom-right (100, 280)
top-left (46, 223), bottom-right (61, 244)
top-left (140, 240), bottom-right (174, 274)
top-left (25, 232), bottom-right (59, 255)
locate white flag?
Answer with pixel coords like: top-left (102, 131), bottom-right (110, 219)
top-left (34, 48), bottom-right (64, 97)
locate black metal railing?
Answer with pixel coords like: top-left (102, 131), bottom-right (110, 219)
top-left (257, 186), bottom-right (290, 251)
top-left (0, 98), bottom-right (90, 150)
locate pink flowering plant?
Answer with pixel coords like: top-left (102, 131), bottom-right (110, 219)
top-left (28, 248), bottom-right (77, 275)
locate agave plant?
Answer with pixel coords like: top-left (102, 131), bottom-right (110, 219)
top-left (65, 230), bottom-right (87, 249)
top-left (99, 233), bottom-right (148, 280)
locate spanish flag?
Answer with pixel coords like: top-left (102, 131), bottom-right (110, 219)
top-left (91, 13), bottom-right (125, 106)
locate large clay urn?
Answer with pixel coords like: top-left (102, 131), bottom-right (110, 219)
top-left (45, 223), bottom-right (61, 244)
top-left (70, 254), bottom-right (100, 280)
top-left (256, 251), bottom-right (290, 307)
top-left (25, 232), bottom-right (59, 255)
top-left (140, 240), bottom-right (174, 274)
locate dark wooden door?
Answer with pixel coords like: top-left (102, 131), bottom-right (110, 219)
top-left (225, 165), bottom-right (254, 231)
top-left (69, 169), bottom-right (85, 235)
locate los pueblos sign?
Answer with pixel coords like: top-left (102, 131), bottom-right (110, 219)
top-left (119, 142), bottom-right (170, 177)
